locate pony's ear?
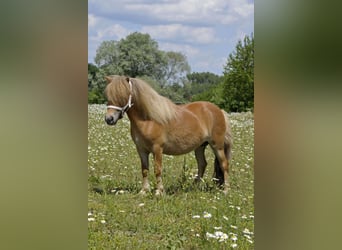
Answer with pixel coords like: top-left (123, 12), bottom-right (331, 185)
top-left (104, 76), bottom-right (112, 84)
top-left (125, 77), bottom-right (130, 82)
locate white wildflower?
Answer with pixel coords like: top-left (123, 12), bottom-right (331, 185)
top-left (218, 233), bottom-right (228, 242)
top-left (216, 231), bottom-right (228, 242)
top-left (88, 217), bottom-right (95, 222)
top-left (192, 215), bottom-right (200, 219)
top-left (203, 211), bottom-right (212, 218)
top-left (138, 203), bottom-right (145, 207)
top-left (244, 234), bottom-right (252, 240)
top-left (206, 232), bottom-right (216, 239)
top-left (231, 243), bottom-right (238, 248)
top-left (214, 231), bottom-right (223, 237)
top-left (243, 228), bottom-right (253, 235)
top-left (100, 220), bottom-right (106, 224)
top-left (206, 231), bottom-right (228, 242)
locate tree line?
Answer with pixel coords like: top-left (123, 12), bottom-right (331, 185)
top-left (88, 32), bottom-right (254, 112)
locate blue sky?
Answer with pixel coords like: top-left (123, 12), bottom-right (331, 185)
top-left (88, 0), bottom-right (254, 75)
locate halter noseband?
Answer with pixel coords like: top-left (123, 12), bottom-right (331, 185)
top-left (107, 80), bottom-right (134, 116)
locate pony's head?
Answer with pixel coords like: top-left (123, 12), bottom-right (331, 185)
top-left (104, 75), bottom-right (179, 126)
top-left (104, 75), bottom-right (133, 125)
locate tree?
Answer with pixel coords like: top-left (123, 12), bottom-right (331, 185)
top-left (222, 34), bottom-right (254, 112)
top-left (161, 51), bottom-right (191, 87)
top-left (88, 63), bottom-right (98, 89)
top-left (118, 32), bottom-right (166, 79)
top-left (88, 63), bottom-right (107, 104)
top-left (192, 82), bottom-right (225, 106)
top-left (89, 32), bottom-right (196, 103)
top-left (88, 63), bottom-right (99, 77)
top-left (94, 40), bottom-right (123, 75)
top-left (187, 72), bottom-right (221, 86)
top-left (187, 72), bottom-right (222, 92)
top-left (189, 35), bottom-right (254, 112)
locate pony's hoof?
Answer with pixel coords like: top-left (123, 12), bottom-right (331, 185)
top-left (139, 189), bottom-right (149, 196)
top-left (155, 189), bottom-right (164, 196)
top-left (222, 186), bottom-right (230, 195)
top-left (194, 177), bottom-right (204, 184)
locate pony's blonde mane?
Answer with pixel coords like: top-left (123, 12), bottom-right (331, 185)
top-left (105, 75), bottom-right (178, 124)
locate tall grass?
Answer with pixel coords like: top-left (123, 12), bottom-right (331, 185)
top-left (88, 104), bottom-right (254, 249)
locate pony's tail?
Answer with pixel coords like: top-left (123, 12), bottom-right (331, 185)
top-left (222, 110), bottom-right (233, 161)
top-left (213, 110), bottom-right (233, 185)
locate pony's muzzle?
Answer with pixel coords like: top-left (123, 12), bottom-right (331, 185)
top-left (105, 112), bottom-right (121, 125)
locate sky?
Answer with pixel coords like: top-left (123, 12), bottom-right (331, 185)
top-left (88, 0), bottom-right (254, 76)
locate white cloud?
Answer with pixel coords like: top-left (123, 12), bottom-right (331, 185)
top-left (141, 24), bottom-right (219, 44)
top-left (159, 42), bottom-right (199, 57)
top-left (159, 42), bottom-right (226, 74)
top-left (88, 21), bottom-right (131, 62)
top-left (97, 24), bottom-right (130, 41)
top-left (89, 19), bottom-right (131, 43)
top-left (190, 53), bottom-right (227, 75)
top-left (88, 14), bottom-right (97, 27)
top-left (235, 30), bottom-right (248, 43)
top-left (233, 3), bottom-right (254, 18)
top-left (89, 0), bottom-right (253, 25)
top-left (88, 0), bottom-right (254, 74)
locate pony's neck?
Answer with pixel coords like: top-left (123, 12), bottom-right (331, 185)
top-left (126, 89), bottom-right (179, 125)
top-left (126, 106), bottom-right (146, 123)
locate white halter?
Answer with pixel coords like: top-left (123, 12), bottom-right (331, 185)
top-left (107, 80), bottom-right (134, 116)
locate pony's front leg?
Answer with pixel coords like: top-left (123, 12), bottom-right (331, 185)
top-left (153, 146), bottom-right (164, 196)
top-left (194, 144), bottom-right (207, 182)
top-left (138, 151), bottom-right (151, 195)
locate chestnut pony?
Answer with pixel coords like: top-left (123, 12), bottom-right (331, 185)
top-left (104, 75), bottom-right (232, 195)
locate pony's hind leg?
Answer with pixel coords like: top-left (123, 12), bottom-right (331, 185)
top-left (194, 143), bottom-right (208, 182)
top-left (138, 150), bottom-right (151, 195)
top-left (211, 146), bottom-right (230, 194)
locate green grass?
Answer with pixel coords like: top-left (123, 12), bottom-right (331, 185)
top-left (88, 104), bottom-right (254, 249)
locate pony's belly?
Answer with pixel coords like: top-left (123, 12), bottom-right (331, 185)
top-left (162, 126), bottom-right (208, 155)
top-left (163, 147), bottom-right (193, 156)
top-left (163, 148), bottom-right (195, 155)
top-left (162, 139), bottom-right (204, 155)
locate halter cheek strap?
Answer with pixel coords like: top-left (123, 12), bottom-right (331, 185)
top-left (107, 80), bottom-right (134, 116)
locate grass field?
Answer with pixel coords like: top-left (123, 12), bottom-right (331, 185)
top-left (88, 104), bottom-right (254, 249)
